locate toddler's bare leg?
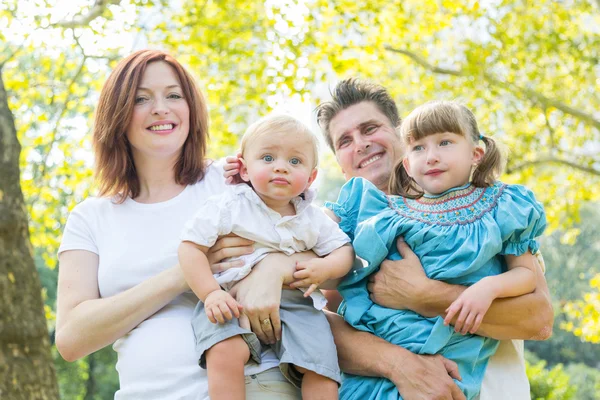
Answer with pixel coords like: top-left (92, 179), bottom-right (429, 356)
top-left (295, 365), bottom-right (338, 400)
top-left (206, 336), bottom-right (250, 400)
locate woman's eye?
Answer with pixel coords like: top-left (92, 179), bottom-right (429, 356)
top-left (134, 96), bottom-right (148, 104)
top-left (289, 158), bottom-right (301, 165)
top-left (168, 93), bottom-right (183, 100)
top-left (262, 155), bottom-right (274, 162)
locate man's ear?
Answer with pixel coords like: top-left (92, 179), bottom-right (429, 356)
top-left (472, 145), bottom-right (485, 166)
top-left (239, 158), bottom-right (251, 182)
top-left (305, 168), bottom-right (318, 189)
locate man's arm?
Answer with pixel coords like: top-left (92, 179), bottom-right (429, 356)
top-left (368, 239), bottom-right (554, 340)
top-left (324, 308), bottom-right (466, 400)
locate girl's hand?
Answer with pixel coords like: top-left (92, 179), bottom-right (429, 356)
top-left (290, 259), bottom-right (331, 297)
top-left (206, 234), bottom-right (254, 274)
top-left (223, 153), bottom-right (243, 184)
top-left (204, 289), bottom-right (243, 324)
top-left (443, 282), bottom-right (494, 335)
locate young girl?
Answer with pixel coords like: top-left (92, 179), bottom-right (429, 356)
top-left (325, 100), bottom-right (546, 400)
top-left (178, 114), bottom-right (354, 400)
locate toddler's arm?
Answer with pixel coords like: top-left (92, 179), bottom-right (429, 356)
top-left (291, 244), bottom-right (355, 296)
top-left (178, 241), bottom-right (241, 323)
top-left (444, 251), bottom-right (537, 334)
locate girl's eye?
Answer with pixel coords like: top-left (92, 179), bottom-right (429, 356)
top-left (440, 140), bottom-right (451, 146)
top-left (262, 155), bottom-right (274, 162)
top-left (413, 145), bottom-right (424, 151)
top-left (289, 158), bottom-right (301, 165)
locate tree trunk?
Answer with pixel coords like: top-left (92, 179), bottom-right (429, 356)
top-left (0, 66), bottom-right (59, 398)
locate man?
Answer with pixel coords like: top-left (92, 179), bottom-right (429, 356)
top-left (316, 78), bottom-right (554, 399)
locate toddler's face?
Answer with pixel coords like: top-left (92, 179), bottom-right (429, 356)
top-left (240, 131), bottom-right (317, 204)
top-left (402, 132), bottom-right (483, 195)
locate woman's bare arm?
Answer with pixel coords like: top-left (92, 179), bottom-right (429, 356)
top-left (55, 250), bottom-right (188, 362)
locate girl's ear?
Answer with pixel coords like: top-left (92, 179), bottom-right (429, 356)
top-left (305, 168), bottom-right (319, 189)
top-left (472, 145), bottom-right (485, 166)
top-left (402, 157), bottom-right (413, 177)
top-left (239, 158), bottom-right (251, 182)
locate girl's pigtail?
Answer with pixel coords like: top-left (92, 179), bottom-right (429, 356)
top-left (472, 135), bottom-right (503, 187)
top-left (389, 158), bottom-right (424, 199)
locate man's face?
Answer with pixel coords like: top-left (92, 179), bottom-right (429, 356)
top-left (329, 102), bottom-right (402, 193)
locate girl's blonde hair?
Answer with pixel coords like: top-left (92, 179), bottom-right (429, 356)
top-left (390, 101), bottom-right (503, 198)
top-left (240, 114), bottom-right (319, 167)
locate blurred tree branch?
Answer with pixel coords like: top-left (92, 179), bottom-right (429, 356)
top-left (54, 0), bottom-right (120, 28)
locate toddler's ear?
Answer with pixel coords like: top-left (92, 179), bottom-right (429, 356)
top-left (305, 168), bottom-right (318, 189)
top-left (239, 158), bottom-right (251, 182)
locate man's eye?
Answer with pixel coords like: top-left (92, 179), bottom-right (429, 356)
top-left (365, 125), bottom-right (377, 134)
top-left (337, 137), bottom-right (350, 149)
top-left (289, 158), bottom-right (301, 165)
top-left (262, 155), bottom-right (274, 162)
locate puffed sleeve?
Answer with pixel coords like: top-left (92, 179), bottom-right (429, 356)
top-left (180, 195), bottom-right (233, 247)
top-left (495, 184), bottom-right (547, 256)
top-left (324, 177), bottom-right (388, 239)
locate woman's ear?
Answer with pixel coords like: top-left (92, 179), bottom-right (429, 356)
top-left (239, 158), bottom-right (251, 182)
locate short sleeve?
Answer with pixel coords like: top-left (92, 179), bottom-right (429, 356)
top-left (324, 177), bottom-right (388, 238)
top-left (311, 209), bottom-right (351, 256)
top-left (180, 196), bottom-right (233, 247)
top-left (58, 201), bottom-right (99, 255)
top-left (496, 184), bottom-right (547, 256)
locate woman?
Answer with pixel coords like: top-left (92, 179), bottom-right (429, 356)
top-left (56, 49), bottom-right (301, 399)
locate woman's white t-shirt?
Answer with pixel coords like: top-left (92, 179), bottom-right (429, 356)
top-left (58, 162), bottom-right (279, 399)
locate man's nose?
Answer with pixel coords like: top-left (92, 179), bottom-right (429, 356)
top-left (355, 136), bottom-right (371, 153)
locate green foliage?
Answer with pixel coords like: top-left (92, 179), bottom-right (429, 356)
top-left (526, 352), bottom-right (576, 400)
top-left (563, 363), bottom-right (600, 400)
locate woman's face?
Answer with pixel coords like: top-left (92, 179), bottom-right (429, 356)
top-left (126, 61), bottom-right (190, 164)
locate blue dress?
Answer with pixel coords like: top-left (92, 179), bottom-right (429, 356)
top-left (325, 178), bottom-right (546, 400)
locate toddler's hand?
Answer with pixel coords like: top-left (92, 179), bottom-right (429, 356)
top-left (204, 289), bottom-right (243, 324)
top-left (290, 259), bottom-right (330, 297)
top-left (443, 283), bottom-right (494, 335)
top-left (223, 152), bottom-right (243, 184)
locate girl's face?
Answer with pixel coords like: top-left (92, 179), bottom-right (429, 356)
top-left (126, 61), bottom-right (190, 164)
top-left (403, 132), bottom-right (484, 195)
top-left (239, 131), bottom-right (318, 208)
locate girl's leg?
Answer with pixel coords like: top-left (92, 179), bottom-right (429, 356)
top-left (296, 366), bottom-right (339, 400)
top-left (205, 335), bottom-right (250, 400)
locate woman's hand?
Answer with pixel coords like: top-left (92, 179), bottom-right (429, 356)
top-left (206, 234), bottom-right (254, 274)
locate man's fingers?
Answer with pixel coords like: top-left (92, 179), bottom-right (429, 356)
top-left (451, 382), bottom-right (467, 400)
top-left (395, 237), bottom-right (416, 260)
top-left (440, 356), bottom-right (462, 381)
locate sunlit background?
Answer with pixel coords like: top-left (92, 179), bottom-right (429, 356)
top-left (2, 0), bottom-right (599, 398)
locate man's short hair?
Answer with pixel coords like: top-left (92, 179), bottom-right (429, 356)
top-left (316, 78), bottom-right (401, 152)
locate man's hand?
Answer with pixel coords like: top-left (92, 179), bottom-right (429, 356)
top-left (223, 153), bottom-right (244, 184)
top-left (391, 352), bottom-right (465, 400)
top-left (367, 237), bottom-right (433, 313)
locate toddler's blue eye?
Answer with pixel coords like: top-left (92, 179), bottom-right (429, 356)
top-left (262, 155), bottom-right (274, 162)
top-left (290, 158), bottom-right (301, 165)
